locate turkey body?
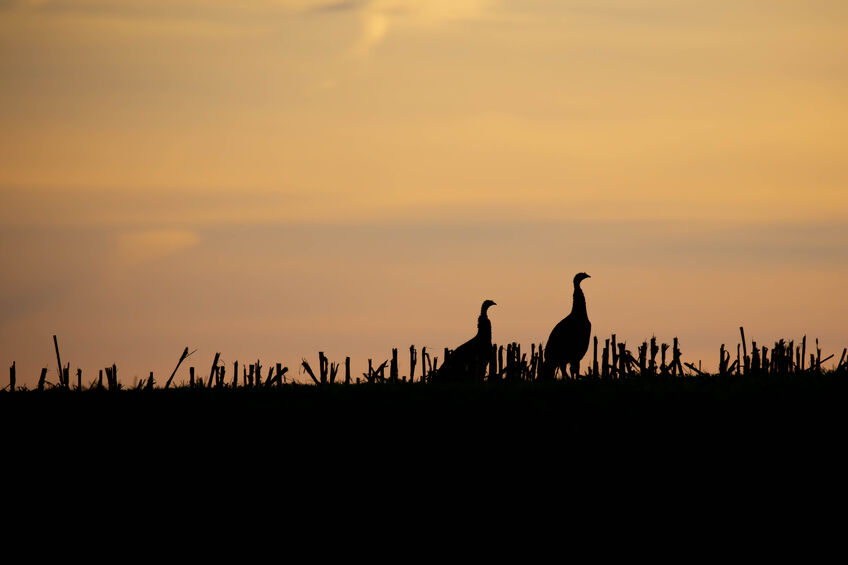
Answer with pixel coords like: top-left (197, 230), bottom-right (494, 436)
top-left (434, 300), bottom-right (496, 383)
top-left (541, 273), bottom-right (591, 379)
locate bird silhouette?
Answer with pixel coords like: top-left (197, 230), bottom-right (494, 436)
top-left (541, 273), bottom-right (591, 379)
top-left (433, 299), bottom-right (496, 383)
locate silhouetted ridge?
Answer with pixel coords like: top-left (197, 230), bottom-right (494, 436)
top-left (434, 300), bottom-right (496, 383)
top-left (541, 273), bottom-right (591, 379)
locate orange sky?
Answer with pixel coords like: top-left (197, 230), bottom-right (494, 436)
top-left (1, 1), bottom-right (847, 386)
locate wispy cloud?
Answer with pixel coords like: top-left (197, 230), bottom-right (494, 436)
top-left (346, 0), bottom-right (492, 55)
top-left (116, 228), bottom-right (200, 267)
top-left (2, 1), bottom-right (493, 54)
top-left (309, 0), bottom-right (365, 13)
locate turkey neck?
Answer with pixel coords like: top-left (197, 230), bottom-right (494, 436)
top-left (571, 283), bottom-right (587, 317)
top-left (477, 311), bottom-right (492, 342)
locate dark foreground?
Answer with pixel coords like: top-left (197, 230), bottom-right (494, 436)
top-left (3, 373), bottom-right (847, 521)
top-left (3, 372), bottom-right (845, 459)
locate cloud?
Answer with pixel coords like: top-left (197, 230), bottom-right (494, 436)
top-left (348, 0), bottom-right (492, 55)
top-left (0, 0), bottom-right (50, 7)
top-left (116, 228), bottom-right (201, 267)
top-left (309, 0), bottom-right (364, 12)
top-left (2, 1), bottom-right (492, 55)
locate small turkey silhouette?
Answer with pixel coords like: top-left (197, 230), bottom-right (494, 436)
top-left (433, 299), bottom-right (496, 383)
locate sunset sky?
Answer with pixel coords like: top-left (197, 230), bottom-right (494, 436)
top-left (1, 0), bottom-right (847, 386)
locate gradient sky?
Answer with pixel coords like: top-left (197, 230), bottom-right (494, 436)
top-left (1, 0), bottom-right (847, 386)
